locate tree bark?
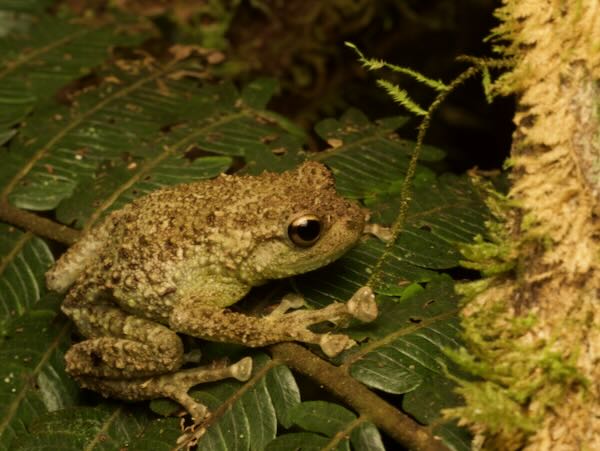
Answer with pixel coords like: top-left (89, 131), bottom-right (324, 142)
top-left (448, 1), bottom-right (600, 449)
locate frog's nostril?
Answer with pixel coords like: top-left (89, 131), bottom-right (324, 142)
top-left (345, 219), bottom-right (363, 232)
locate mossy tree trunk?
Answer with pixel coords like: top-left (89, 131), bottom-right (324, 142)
top-left (449, 1), bottom-right (599, 449)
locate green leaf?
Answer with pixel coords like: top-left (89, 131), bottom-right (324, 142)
top-left (125, 418), bottom-right (182, 451)
top-left (0, 14), bottom-right (148, 131)
top-left (299, 174), bottom-right (489, 307)
top-left (0, 223), bottom-right (54, 326)
top-left (268, 401), bottom-right (384, 451)
top-left (0, 14), bottom-right (491, 446)
top-left (350, 421), bottom-right (386, 451)
top-left (339, 276), bottom-right (467, 449)
top-left (313, 108), bottom-right (443, 199)
top-left (289, 401), bottom-right (356, 437)
top-left (241, 77), bottom-right (280, 109)
top-left (264, 360), bottom-right (301, 429)
top-left (0, 295), bottom-right (78, 451)
top-left (140, 354), bottom-right (300, 451)
top-left (188, 355), bottom-right (296, 451)
top-left (13, 404), bottom-right (153, 451)
top-left (265, 432), bottom-right (333, 451)
top-left (1, 69), bottom-right (304, 216)
top-left (432, 421), bottom-right (472, 451)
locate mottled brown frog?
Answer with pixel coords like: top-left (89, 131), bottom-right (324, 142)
top-left (46, 161), bottom-right (377, 420)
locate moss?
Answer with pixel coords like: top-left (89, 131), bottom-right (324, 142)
top-left (445, 287), bottom-right (587, 446)
top-left (456, 180), bottom-right (519, 277)
top-left (454, 278), bottom-right (492, 298)
top-left (448, 177), bottom-right (590, 446)
top-left (448, 187), bottom-right (590, 447)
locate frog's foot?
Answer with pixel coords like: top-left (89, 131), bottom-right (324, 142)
top-left (268, 286), bottom-right (377, 356)
top-left (75, 357), bottom-right (253, 422)
top-left (363, 223), bottom-right (393, 241)
top-left (270, 286), bottom-right (377, 326)
top-left (345, 286), bottom-right (378, 322)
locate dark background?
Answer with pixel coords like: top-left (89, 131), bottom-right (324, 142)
top-left (67, 0), bottom-right (514, 172)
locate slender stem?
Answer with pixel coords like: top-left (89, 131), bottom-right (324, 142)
top-left (367, 66), bottom-right (480, 289)
top-left (269, 343), bottom-right (449, 451)
top-left (0, 200), bottom-right (79, 245)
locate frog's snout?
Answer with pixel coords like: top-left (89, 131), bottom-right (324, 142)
top-left (345, 217), bottom-right (364, 234)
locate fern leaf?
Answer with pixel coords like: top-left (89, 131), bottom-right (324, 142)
top-left (345, 277), bottom-right (472, 450)
top-left (12, 404), bottom-right (153, 451)
top-left (376, 80), bottom-right (427, 116)
top-left (0, 25), bottom-right (493, 447)
top-left (0, 223), bottom-right (53, 321)
top-left (345, 41), bottom-right (449, 92)
top-left (267, 401), bottom-right (384, 450)
top-left (144, 354), bottom-right (300, 450)
top-left (0, 65), bottom-right (303, 214)
top-left (0, 295), bottom-right (77, 451)
top-left (313, 108), bottom-right (444, 199)
top-left (0, 14), bottom-right (148, 132)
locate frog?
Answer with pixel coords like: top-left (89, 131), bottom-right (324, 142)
top-left (45, 161), bottom-right (378, 421)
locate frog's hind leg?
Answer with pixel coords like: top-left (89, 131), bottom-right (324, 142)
top-left (63, 303), bottom-right (185, 378)
top-left (63, 302), bottom-right (253, 421)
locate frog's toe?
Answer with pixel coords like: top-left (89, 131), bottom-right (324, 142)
top-left (168, 390), bottom-right (210, 422)
top-left (347, 286), bottom-right (378, 322)
top-left (268, 293), bottom-right (306, 318)
top-left (161, 357), bottom-right (253, 419)
top-left (319, 333), bottom-right (356, 357)
top-left (230, 356), bottom-right (253, 381)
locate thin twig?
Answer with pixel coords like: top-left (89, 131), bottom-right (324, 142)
top-left (0, 200), bottom-right (79, 245)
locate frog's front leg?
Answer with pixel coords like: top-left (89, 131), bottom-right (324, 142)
top-left (63, 302), bottom-right (252, 421)
top-left (170, 287), bottom-right (377, 357)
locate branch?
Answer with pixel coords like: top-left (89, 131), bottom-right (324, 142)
top-left (269, 343), bottom-right (449, 451)
top-left (0, 199), bottom-right (79, 245)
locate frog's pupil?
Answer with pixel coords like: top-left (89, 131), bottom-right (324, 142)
top-left (288, 216), bottom-right (322, 246)
top-left (296, 218), bottom-right (320, 241)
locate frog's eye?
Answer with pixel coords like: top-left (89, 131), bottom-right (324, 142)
top-left (288, 214), bottom-right (322, 247)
